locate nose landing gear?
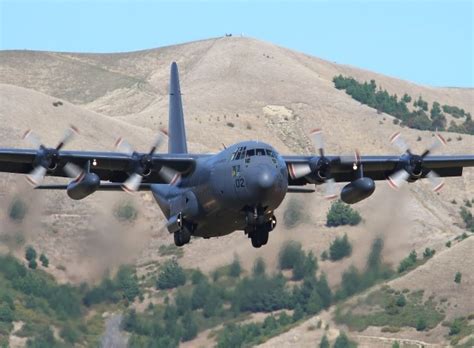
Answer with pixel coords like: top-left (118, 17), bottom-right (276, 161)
top-left (245, 214), bottom-right (277, 248)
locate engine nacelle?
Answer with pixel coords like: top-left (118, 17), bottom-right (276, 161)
top-left (340, 177), bottom-right (375, 204)
top-left (66, 173), bottom-right (100, 200)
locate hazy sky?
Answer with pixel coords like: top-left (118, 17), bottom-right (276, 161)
top-left (1, 0), bottom-right (473, 87)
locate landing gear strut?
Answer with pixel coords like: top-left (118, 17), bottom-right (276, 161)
top-left (246, 214), bottom-right (277, 248)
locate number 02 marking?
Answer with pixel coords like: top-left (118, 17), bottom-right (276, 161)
top-left (235, 178), bottom-right (245, 188)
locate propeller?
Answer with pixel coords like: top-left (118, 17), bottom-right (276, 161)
top-left (23, 126), bottom-right (79, 186)
top-left (387, 132), bottom-right (447, 191)
top-left (286, 129), bottom-right (336, 199)
top-left (309, 129), bottom-right (338, 199)
top-left (115, 131), bottom-right (180, 193)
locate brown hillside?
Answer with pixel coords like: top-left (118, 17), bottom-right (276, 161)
top-left (0, 37), bottom-right (473, 345)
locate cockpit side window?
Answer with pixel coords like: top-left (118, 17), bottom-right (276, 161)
top-left (266, 149), bottom-right (277, 158)
top-left (234, 146), bottom-right (246, 160)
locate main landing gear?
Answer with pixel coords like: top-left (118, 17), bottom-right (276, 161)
top-left (245, 211), bottom-right (277, 248)
top-left (174, 228), bottom-right (191, 247)
top-left (168, 212), bottom-right (193, 247)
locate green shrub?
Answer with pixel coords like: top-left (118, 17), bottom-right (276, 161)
top-left (175, 290), bottom-right (192, 316)
top-left (329, 234), bottom-right (352, 261)
top-left (181, 312), bottom-right (198, 341)
top-left (326, 200), bottom-right (361, 227)
top-left (396, 294), bottom-right (406, 307)
top-left (416, 317), bottom-right (427, 331)
top-left (39, 254), bottom-right (49, 268)
top-left (114, 201), bottom-right (138, 222)
top-left (28, 259), bottom-right (37, 269)
top-left (334, 331), bottom-right (357, 348)
top-left (9, 198), bottom-right (27, 222)
top-left (25, 246), bottom-right (37, 262)
top-left (0, 303), bottom-right (14, 323)
top-left (278, 241), bottom-right (304, 270)
top-left (454, 272), bottom-right (462, 284)
top-left (319, 335), bottom-right (330, 348)
top-left (292, 251), bottom-right (317, 281)
top-left (60, 324), bottom-right (80, 344)
top-left (423, 248), bottom-right (435, 259)
top-left (443, 104), bottom-right (467, 118)
top-left (397, 250), bottom-right (417, 273)
top-left (252, 257), bottom-right (266, 276)
top-left (157, 259), bottom-right (186, 290)
top-left (232, 275), bottom-right (289, 313)
top-left (229, 256), bottom-right (242, 277)
top-left (449, 318), bottom-right (462, 336)
top-left (283, 199), bottom-right (304, 228)
top-left (460, 207), bottom-right (474, 232)
top-left (335, 238), bottom-right (393, 300)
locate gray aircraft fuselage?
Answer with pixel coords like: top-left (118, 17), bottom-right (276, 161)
top-left (151, 140), bottom-right (288, 239)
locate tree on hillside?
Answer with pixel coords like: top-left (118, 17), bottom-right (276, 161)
top-left (229, 255), bottom-right (242, 277)
top-left (414, 96), bottom-right (428, 111)
top-left (25, 246), bottom-right (37, 262)
top-left (329, 234), bottom-right (352, 261)
top-left (319, 335), bottom-right (330, 348)
top-left (9, 198), bottom-right (27, 222)
top-left (278, 241), bottom-right (304, 270)
top-left (431, 101), bottom-right (447, 130)
top-left (283, 199), bottom-right (305, 228)
top-left (252, 257), bottom-right (266, 277)
top-left (181, 312), bottom-right (198, 341)
top-left (416, 317), bottom-right (427, 331)
top-left (157, 259), bottom-right (186, 290)
top-left (460, 206), bottom-right (474, 232)
top-left (334, 332), bottom-right (356, 348)
top-left (454, 272), bottom-right (462, 284)
top-left (39, 254), bottom-right (49, 268)
top-left (326, 200), bottom-right (361, 227)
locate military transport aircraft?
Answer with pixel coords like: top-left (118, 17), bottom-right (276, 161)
top-left (1, 63), bottom-right (473, 248)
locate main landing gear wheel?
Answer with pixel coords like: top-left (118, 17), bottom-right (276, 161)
top-left (174, 228), bottom-right (191, 247)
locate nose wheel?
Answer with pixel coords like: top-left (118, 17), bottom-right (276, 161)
top-left (246, 215), bottom-right (277, 248)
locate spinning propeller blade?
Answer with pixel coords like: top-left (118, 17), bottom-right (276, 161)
top-left (23, 126), bottom-right (79, 186)
top-left (387, 132), bottom-right (446, 191)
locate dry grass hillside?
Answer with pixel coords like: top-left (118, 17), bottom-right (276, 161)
top-left (0, 37), bottom-right (473, 346)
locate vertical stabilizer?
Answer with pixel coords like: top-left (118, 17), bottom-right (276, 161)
top-left (168, 62), bottom-right (188, 154)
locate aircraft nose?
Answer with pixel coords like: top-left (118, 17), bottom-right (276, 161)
top-left (246, 165), bottom-right (279, 204)
top-left (257, 167), bottom-right (277, 190)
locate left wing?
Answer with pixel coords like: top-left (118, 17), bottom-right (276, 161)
top-left (0, 148), bottom-right (198, 184)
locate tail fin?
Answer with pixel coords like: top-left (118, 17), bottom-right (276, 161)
top-left (168, 62), bottom-right (188, 154)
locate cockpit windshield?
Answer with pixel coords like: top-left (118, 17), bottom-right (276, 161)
top-left (231, 147), bottom-right (277, 161)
